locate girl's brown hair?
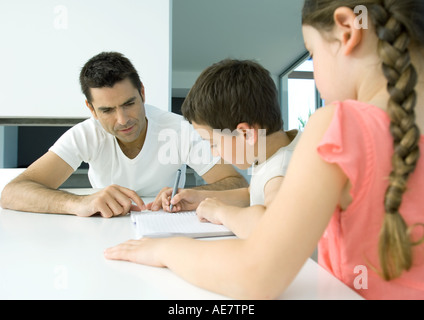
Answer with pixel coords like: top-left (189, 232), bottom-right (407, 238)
top-left (302, 0), bottom-right (424, 280)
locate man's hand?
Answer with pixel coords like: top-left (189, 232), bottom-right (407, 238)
top-left (73, 184), bottom-right (145, 218)
top-left (147, 187), bottom-right (206, 212)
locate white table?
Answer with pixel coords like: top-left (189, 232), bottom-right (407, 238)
top-left (0, 169), bottom-right (363, 300)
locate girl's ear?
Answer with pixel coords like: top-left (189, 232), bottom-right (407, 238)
top-left (236, 122), bottom-right (258, 146)
top-left (333, 7), bottom-right (363, 56)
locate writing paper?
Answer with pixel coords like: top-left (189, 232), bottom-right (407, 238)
top-left (131, 210), bottom-right (234, 238)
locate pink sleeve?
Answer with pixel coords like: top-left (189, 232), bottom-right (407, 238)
top-left (316, 102), bottom-right (375, 202)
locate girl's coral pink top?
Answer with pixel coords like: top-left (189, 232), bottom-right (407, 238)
top-left (317, 100), bottom-right (424, 300)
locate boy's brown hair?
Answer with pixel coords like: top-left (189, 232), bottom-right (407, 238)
top-left (182, 59), bottom-right (283, 135)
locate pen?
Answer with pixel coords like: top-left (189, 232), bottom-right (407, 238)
top-left (169, 169), bottom-right (182, 212)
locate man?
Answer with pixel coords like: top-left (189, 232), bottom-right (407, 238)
top-left (0, 52), bottom-right (247, 218)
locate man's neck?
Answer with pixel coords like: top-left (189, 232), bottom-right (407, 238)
top-left (117, 118), bottom-right (148, 159)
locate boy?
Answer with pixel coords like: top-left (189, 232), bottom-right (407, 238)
top-left (151, 59), bottom-right (300, 238)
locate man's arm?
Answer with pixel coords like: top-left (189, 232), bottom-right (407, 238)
top-left (1, 151), bottom-right (75, 213)
top-left (196, 163), bottom-right (248, 190)
top-left (0, 151), bottom-right (145, 217)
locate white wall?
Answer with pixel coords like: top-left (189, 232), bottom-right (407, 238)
top-left (173, 70), bottom-right (280, 99)
top-left (0, 0), bottom-right (171, 118)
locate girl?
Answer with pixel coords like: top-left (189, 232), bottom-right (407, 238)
top-left (104, 0), bottom-right (424, 299)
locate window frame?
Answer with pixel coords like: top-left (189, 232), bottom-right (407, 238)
top-left (279, 52), bottom-right (322, 131)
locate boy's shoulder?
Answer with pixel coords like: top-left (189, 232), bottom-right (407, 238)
top-left (286, 129), bottom-right (301, 150)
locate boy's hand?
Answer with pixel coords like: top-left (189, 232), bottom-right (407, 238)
top-left (147, 188), bottom-right (206, 212)
top-left (196, 197), bottom-right (227, 225)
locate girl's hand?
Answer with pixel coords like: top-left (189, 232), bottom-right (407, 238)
top-left (104, 238), bottom-right (167, 268)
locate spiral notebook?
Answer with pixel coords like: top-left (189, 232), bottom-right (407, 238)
top-left (131, 210), bottom-right (234, 239)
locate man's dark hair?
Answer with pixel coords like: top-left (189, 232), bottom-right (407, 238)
top-left (182, 59), bottom-right (283, 134)
top-left (79, 52), bottom-right (142, 103)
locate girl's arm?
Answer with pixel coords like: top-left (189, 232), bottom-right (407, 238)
top-left (105, 105), bottom-right (348, 299)
top-left (196, 176), bottom-right (283, 238)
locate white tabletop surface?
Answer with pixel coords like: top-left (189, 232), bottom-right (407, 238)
top-left (0, 169), bottom-right (363, 300)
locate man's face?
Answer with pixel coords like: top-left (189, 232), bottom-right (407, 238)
top-left (87, 78), bottom-right (147, 146)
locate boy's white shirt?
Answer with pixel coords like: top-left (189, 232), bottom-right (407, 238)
top-left (249, 131), bottom-right (301, 206)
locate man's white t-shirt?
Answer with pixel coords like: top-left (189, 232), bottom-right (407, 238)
top-left (249, 130), bottom-right (301, 206)
top-left (49, 104), bottom-right (219, 196)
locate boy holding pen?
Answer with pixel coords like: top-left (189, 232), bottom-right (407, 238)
top-left (149, 59), bottom-right (300, 238)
